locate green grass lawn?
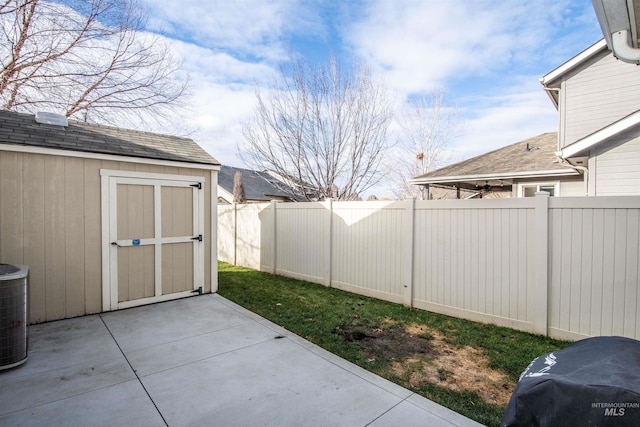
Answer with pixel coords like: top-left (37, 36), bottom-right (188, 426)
top-left (218, 262), bottom-right (568, 427)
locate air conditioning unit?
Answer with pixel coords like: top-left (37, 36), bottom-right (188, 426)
top-left (0, 264), bottom-right (29, 370)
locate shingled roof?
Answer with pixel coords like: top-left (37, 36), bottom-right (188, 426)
top-left (410, 132), bottom-right (579, 189)
top-left (218, 165), bottom-right (303, 202)
top-left (0, 110), bottom-right (219, 166)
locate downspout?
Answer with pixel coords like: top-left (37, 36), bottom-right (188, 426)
top-left (557, 156), bottom-right (589, 196)
top-left (592, 0), bottom-right (640, 63)
top-left (610, 30), bottom-right (640, 63)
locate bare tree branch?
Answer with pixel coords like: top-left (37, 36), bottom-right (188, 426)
top-left (388, 91), bottom-right (465, 200)
top-left (0, 0), bottom-right (189, 128)
top-left (241, 52), bottom-right (392, 201)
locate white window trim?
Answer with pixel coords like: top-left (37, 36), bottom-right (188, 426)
top-left (517, 182), bottom-right (560, 198)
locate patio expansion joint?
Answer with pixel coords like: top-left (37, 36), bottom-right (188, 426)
top-left (0, 376), bottom-right (139, 419)
top-left (123, 319), bottom-right (256, 355)
top-left (99, 314), bottom-right (169, 427)
top-left (213, 295), bottom-right (417, 399)
top-left (363, 395), bottom-right (408, 426)
top-left (134, 333), bottom-right (283, 378)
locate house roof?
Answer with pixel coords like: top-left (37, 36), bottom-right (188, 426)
top-left (0, 110), bottom-right (219, 166)
top-left (218, 165), bottom-right (303, 202)
top-left (410, 132), bottom-right (579, 189)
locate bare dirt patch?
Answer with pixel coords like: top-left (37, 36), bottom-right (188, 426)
top-left (333, 322), bottom-right (513, 406)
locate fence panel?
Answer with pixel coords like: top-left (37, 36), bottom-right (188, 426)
top-left (275, 202), bottom-right (329, 284)
top-left (548, 197), bottom-right (640, 340)
top-left (235, 204), bottom-right (265, 270)
top-left (412, 199), bottom-right (537, 332)
top-left (219, 196), bottom-right (640, 341)
top-left (332, 201), bottom-right (406, 303)
top-left (217, 203), bottom-right (265, 269)
top-left (217, 205), bottom-right (235, 264)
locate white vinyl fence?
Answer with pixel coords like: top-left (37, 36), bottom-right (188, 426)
top-left (218, 194), bottom-right (640, 341)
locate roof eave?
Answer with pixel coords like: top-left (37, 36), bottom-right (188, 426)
top-left (557, 109), bottom-right (640, 159)
top-left (409, 169), bottom-right (580, 186)
top-left (540, 39), bottom-right (609, 86)
top-left (0, 142), bottom-right (221, 170)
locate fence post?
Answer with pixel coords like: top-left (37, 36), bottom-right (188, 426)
top-left (232, 202), bottom-right (237, 265)
top-left (403, 198), bottom-right (415, 307)
top-left (271, 200), bottom-right (279, 274)
top-left (324, 198), bottom-right (332, 287)
top-left (534, 191), bottom-right (550, 336)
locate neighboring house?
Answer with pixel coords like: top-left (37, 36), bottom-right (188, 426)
top-left (0, 110), bottom-right (220, 323)
top-left (540, 39), bottom-right (640, 196)
top-left (217, 165), bottom-right (304, 203)
top-left (263, 169), bottom-right (325, 201)
top-left (413, 37), bottom-right (640, 198)
top-left (409, 132), bottom-right (583, 198)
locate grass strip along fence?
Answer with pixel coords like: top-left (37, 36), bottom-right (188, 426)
top-left (218, 262), bottom-right (568, 427)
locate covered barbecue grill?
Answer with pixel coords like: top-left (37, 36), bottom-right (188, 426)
top-left (502, 336), bottom-right (640, 426)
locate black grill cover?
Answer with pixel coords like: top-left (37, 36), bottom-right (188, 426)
top-left (501, 336), bottom-right (640, 426)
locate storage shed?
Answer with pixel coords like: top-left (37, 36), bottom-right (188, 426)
top-left (0, 110), bottom-right (220, 323)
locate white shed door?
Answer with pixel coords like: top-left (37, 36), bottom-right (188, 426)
top-left (101, 171), bottom-right (204, 311)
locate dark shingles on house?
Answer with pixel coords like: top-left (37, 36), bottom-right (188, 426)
top-left (218, 165), bottom-right (303, 202)
top-left (413, 132), bottom-right (567, 180)
top-left (0, 110), bottom-right (219, 165)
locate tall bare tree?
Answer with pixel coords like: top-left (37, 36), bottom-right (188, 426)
top-left (233, 171), bottom-right (246, 203)
top-left (241, 53), bottom-right (393, 201)
top-left (0, 0), bottom-right (188, 127)
top-left (389, 91), bottom-right (464, 200)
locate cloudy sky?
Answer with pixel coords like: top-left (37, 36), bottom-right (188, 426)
top-left (139, 0), bottom-right (603, 196)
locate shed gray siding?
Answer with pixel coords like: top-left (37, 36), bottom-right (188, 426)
top-left (591, 128), bottom-right (640, 196)
top-left (0, 110), bottom-right (220, 323)
top-left (0, 150), bottom-right (216, 323)
top-left (561, 51), bottom-right (640, 148)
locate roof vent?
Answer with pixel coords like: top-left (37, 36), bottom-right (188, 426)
top-left (35, 112), bottom-right (68, 127)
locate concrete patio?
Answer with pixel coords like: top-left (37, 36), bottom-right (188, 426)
top-left (0, 294), bottom-right (482, 426)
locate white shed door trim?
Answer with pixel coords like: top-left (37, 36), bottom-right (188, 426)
top-left (100, 169), bottom-right (205, 311)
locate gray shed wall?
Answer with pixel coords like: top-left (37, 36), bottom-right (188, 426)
top-left (0, 150), bottom-right (216, 323)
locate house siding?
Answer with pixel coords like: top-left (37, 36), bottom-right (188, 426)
top-left (0, 150), bottom-right (214, 323)
top-left (593, 130), bottom-right (640, 196)
top-left (561, 51), bottom-right (640, 148)
top-left (559, 178), bottom-right (586, 197)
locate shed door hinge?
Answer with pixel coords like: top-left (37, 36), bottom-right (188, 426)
top-left (190, 182), bottom-right (202, 190)
top-left (191, 234), bottom-right (203, 242)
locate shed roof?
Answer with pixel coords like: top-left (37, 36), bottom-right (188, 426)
top-left (410, 132), bottom-right (579, 188)
top-left (218, 165), bottom-right (303, 202)
top-left (0, 110), bottom-right (219, 165)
